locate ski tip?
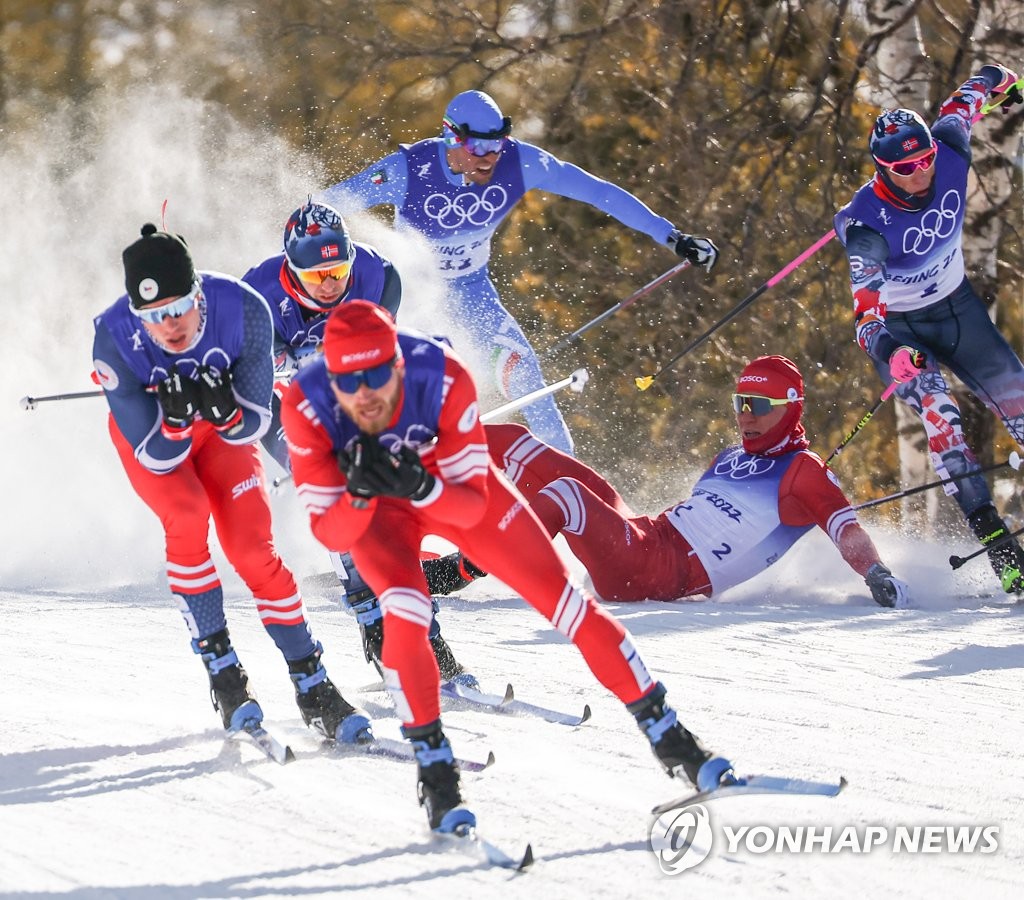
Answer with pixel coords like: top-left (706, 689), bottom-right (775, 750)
top-left (579, 704), bottom-right (592, 725)
top-left (518, 843), bottom-right (535, 871)
top-left (284, 745), bottom-right (296, 764)
top-left (483, 750), bottom-right (497, 770)
top-left (838, 775), bottom-right (849, 793)
top-left (502, 683), bottom-right (515, 703)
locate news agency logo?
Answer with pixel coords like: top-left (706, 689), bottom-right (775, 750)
top-left (649, 803), bottom-right (999, 874)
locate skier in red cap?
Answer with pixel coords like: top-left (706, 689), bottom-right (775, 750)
top-left (426, 356), bottom-right (910, 609)
top-left (280, 300), bottom-right (737, 834)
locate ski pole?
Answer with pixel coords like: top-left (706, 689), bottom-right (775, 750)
top-left (546, 262), bottom-right (691, 355)
top-left (854, 452), bottom-right (1023, 511)
top-left (824, 382), bottom-right (899, 465)
top-left (635, 229), bottom-right (836, 391)
top-left (271, 369), bottom-right (591, 489)
top-left (480, 368), bottom-right (589, 422)
top-left (949, 522), bottom-right (1024, 571)
top-left (20, 390), bottom-right (104, 410)
top-left (21, 370), bottom-right (293, 411)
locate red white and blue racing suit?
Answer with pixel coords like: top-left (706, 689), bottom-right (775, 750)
top-left (92, 273), bottom-right (318, 660)
top-left (834, 70), bottom-right (1024, 519)
top-left (487, 423), bottom-right (881, 601)
top-left (281, 331), bottom-right (661, 727)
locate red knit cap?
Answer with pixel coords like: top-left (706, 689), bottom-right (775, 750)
top-left (735, 355), bottom-right (803, 401)
top-left (323, 300), bottom-right (399, 373)
top-left (735, 355), bottom-right (808, 456)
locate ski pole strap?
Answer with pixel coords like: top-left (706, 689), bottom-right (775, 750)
top-left (977, 76), bottom-right (1024, 119)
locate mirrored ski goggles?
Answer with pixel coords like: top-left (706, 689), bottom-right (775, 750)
top-left (462, 135), bottom-right (507, 156)
top-left (290, 258), bottom-right (354, 285)
top-left (130, 281), bottom-right (202, 325)
top-left (876, 147), bottom-right (936, 176)
top-left (443, 115), bottom-right (511, 156)
top-left (732, 394), bottom-right (800, 415)
top-left (330, 357), bottom-right (397, 393)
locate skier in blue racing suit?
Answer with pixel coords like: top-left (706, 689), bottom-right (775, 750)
top-left (321, 89), bottom-right (719, 455)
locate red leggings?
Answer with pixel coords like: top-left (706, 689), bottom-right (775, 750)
top-left (485, 423), bottom-right (707, 602)
top-left (110, 417), bottom-right (300, 610)
top-left (349, 462), bottom-right (656, 727)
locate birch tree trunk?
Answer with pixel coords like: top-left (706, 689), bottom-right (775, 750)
top-left (960, 1), bottom-right (1024, 494)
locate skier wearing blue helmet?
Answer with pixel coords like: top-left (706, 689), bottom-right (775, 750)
top-left (321, 89), bottom-right (719, 455)
top-left (834, 63), bottom-right (1024, 594)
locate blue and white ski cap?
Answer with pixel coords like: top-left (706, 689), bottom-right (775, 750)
top-left (444, 90), bottom-right (505, 133)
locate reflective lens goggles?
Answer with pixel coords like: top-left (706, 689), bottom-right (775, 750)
top-left (463, 135), bottom-right (507, 157)
top-left (290, 258), bottom-right (354, 285)
top-left (732, 394), bottom-right (799, 415)
top-left (330, 357), bottom-right (397, 394)
top-left (443, 115), bottom-right (511, 156)
top-left (876, 147), bottom-right (937, 176)
top-left (130, 281), bottom-right (201, 325)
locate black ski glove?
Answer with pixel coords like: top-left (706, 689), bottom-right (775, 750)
top-left (156, 365), bottom-right (199, 440)
top-left (337, 434), bottom-right (392, 501)
top-left (865, 563), bottom-right (910, 609)
top-left (669, 230), bottom-right (719, 273)
top-left (196, 365), bottom-right (243, 433)
top-left (338, 436), bottom-right (436, 502)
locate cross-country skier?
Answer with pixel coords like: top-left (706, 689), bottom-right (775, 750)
top-left (833, 63), bottom-right (1024, 594)
top-left (241, 199), bottom-right (474, 686)
top-left (280, 300), bottom-right (736, 833)
top-left (425, 356), bottom-right (911, 609)
top-left (320, 89), bottom-right (719, 456)
top-left (92, 223), bottom-right (370, 744)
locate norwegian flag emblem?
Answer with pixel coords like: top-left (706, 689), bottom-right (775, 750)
top-left (901, 138), bottom-right (920, 152)
top-left (321, 244), bottom-right (340, 259)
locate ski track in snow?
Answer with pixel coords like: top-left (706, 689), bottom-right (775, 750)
top-left (2, 523), bottom-right (1023, 899)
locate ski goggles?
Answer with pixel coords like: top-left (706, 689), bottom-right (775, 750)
top-left (443, 115), bottom-right (511, 156)
top-left (875, 147), bottom-right (936, 176)
top-left (732, 394), bottom-right (800, 415)
top-left (330, 357), bottom-right (397, 393)
top-left (130, 281), bottom-right (202, 325)
top-left (290, 258), bottom-right (354, 285)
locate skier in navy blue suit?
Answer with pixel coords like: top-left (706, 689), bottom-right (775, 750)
top-left (92, 223), bottom-right (369, 743)
top-left (321, 90), bottom-right (719, 455)
top-left (834, 62), bottom-right (1024, 593)
top-left (242, 200), bottom-right (474, 685)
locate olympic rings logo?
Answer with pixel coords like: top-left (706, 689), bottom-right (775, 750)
top-left (423, 185), bottom-right (509, 230)
top-left (713, 452), bottom-right (776, 479)
top-left (901, 189), bottom-right (961, 256)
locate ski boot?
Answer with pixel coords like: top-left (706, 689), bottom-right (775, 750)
top-left (194, 628), bottom-right (263, 731)
top-left (967, 504), bottom-right (1024, 593)
top-left (404, 719), bottom-right (476, 834)
top-left (429, 612), bottom-right (479, 690)
top-left (422, 553), bottom-right (488, 595)
top-left (289, 646), bottom-right (372, 744)
top-left (344, 579), bottom-right (478, 689)
top-left (628, 682), bottom-right (735, 791)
